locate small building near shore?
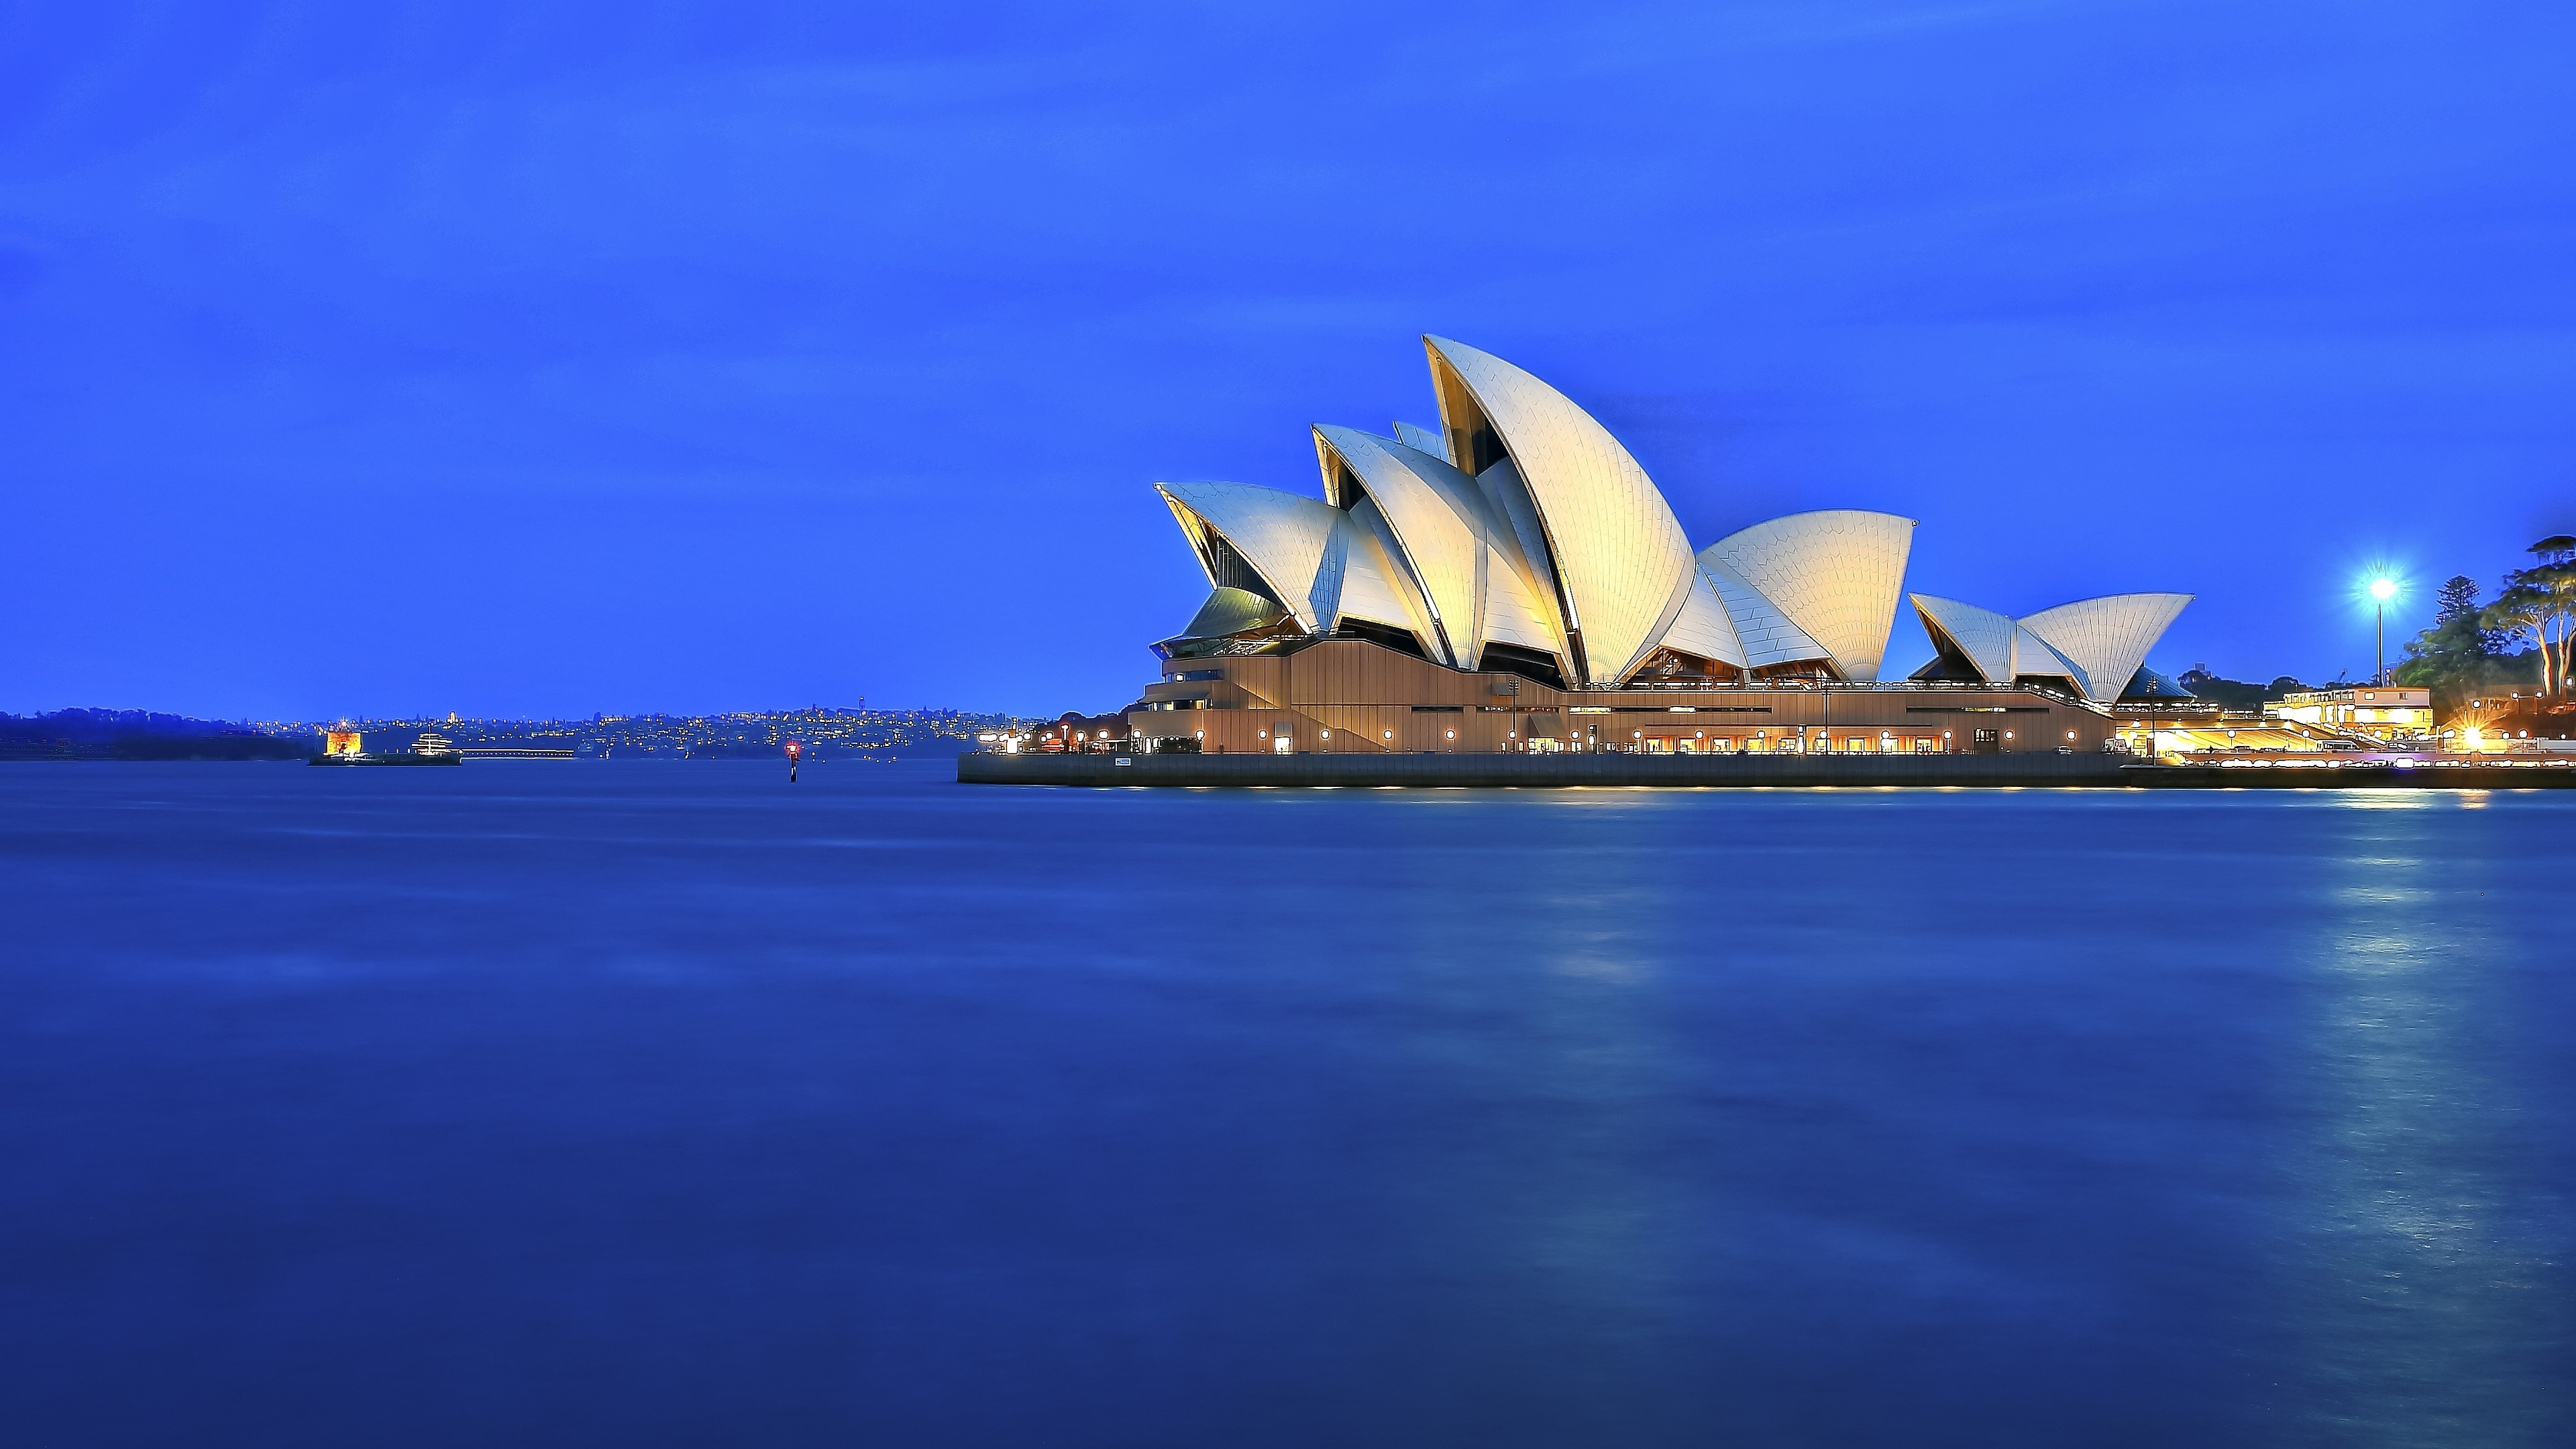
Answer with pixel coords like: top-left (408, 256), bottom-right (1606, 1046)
top-left (2266, 686), bottom-right (2432, 741)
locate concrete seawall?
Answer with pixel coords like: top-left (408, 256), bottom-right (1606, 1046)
top-left (959, 752), bottom-right (2576, 790)
top-left (2133, 761), bottom-right (2576, 790)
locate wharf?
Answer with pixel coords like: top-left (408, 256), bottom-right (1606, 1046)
top-left (959, 752), bottom-right (2576, 790)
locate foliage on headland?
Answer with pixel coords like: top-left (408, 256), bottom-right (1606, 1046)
top-left (0, 710), bottom-right (308, 761)
top-left (2171, 671), bottom-right (2311, 713)
top-left (2394, 535), bottom-right (2574, 722)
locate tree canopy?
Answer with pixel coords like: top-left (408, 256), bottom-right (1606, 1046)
top-left (2484, 540), bottom-right (2576, 699)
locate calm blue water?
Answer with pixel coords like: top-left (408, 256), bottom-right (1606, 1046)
top-left (2, 762), bottom-right (2571, 1446)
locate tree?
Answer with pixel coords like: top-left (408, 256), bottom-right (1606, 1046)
top-left (2397, 574), bottom-right (2496, 716)
top-left (2486, 537), bottom-right (2576, 699)
top-left (2485, 587), bottom-right (2547, 696)
top-left (2434, 574), bottom-right (2480, 624)
top-left (2538, 536), bottom-right (2576, 697)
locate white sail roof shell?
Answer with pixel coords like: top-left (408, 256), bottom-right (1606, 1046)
top-left (1653, 567), bottom-right (1750, 668)
top-left (1426, 336), bottom-right (1696, 685)
top-left (1155, 480), bottom-right (1342, 635)
top-left (2011, 623), bottom-right (2087, 691)
top-left (1479, 541), bottom-right (1560, 655)
top-left (1153, 479), bottom-right (1448, 656)
top-left (2018, 594), bottom-right (2194, 702)
top-left (1179, 586), bottom-right (1286, 640)
top-left (1392, 421), bottom-right (1449, 462)
top-left (1331, 510), bottom-right (1427, 641)
top-left (1470, 457), bottom-right (1572, 663)
top-left (1699, 511), bottom-right (1915, 681)
top-left (1911, 592), bottom-right (2153, 697)
top-left (1703, 556), bottom-right (1833, 671)
top-left (1315, 425), bottom-right (1493, 667)
top-left (1911, 594), bottom-right (2017, 683)
top-left (1157, 343), bottom-right (2191, 700)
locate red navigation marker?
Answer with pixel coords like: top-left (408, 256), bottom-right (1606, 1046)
top-left (784, 739), bottom-right (802, 782)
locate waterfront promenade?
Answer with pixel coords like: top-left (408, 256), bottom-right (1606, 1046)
top-left (961, 751), bottom-right (2576, 790)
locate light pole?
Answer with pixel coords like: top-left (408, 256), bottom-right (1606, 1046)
top-left (2370, 578), bottom-right (2398, 686)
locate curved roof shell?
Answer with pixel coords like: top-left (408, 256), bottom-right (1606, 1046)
top-left (1154, 339), bottom-right (2192, 700)
top-left (1391, 421), bottom-right (1449, 462)
top-left (1424, 336), bottom-right (1696, 685)
top-left (1479, 541), bottom-right (1562, 657)
top-left (1155, 481), bottom-right (1342, 635)
top-left (1334, 499), bottom-right (1438, 650)
top-left (2011, 623), bottom-right (2087, 691)
top-left (1703, 557), bottom-right (1833, 672)
top-left (1180, 585), bottom-right (1286, 640)
top-left (1699, 511), bottom-right (1915, 681)
top-left (1911, 594), bottom-right (2017, 684)
top-left (2017, 594), bottom-right (2194, 703)
top-left (1911, 591), bottom-right (2186, 700)
top-left (1468, 456), bottom-right (1573, 664)
top-left (1654, 568), bottom-right (1750, 668)
top-left (1314, 425), bottom-right (1496, 667)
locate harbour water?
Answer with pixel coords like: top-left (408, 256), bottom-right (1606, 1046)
top-left (3, 762), bottom-right (2570, 1446)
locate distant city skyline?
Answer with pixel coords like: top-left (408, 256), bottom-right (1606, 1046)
top-left (0, 704), bottom-right (1001, 762)
top-left (5, 3), bottom-right (2571, 718)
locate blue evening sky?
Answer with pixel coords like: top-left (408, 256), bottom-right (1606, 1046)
top-left (4, 2), bottom-right (2571, 718)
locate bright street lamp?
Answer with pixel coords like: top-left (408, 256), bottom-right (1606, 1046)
top-left (2369, 577), bottom-right (2398, 685)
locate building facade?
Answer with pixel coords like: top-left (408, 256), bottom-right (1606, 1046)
top-left (2266, 686), bottom-right (2433, 741)
top-left (1134, 640), bottom-right (2113, 755)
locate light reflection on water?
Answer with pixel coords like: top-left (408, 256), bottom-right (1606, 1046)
top-left (2282, 799), bottom-right (2569, 1446)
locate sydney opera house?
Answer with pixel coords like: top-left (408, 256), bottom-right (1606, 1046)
top-left (1125, 337), bottom-right (2189, 757)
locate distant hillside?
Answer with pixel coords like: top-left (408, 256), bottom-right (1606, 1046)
top-left (0, 710), bottom-right (307, 761)
top-left (2174, 672), bottom-right (2310, 713)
